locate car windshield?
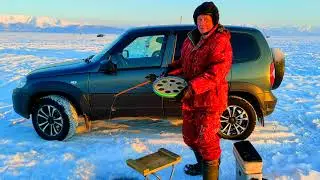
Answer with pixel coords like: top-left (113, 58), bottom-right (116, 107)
top-left (90, 32), bottom-right (127, 63)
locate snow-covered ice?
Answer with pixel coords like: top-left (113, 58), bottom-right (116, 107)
top-left (0, 32), bottom-right (319, 179)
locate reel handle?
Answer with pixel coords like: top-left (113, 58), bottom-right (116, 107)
top-left (145, 74), bottom-right (158, 82)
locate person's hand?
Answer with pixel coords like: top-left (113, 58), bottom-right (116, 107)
top-left (160, 65), bottom-right (175, 77)
top-left (160, 69), bottom-right (169, 77)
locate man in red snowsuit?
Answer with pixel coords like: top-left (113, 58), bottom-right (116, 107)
top-left (167, 2), bottom-right (232, 179)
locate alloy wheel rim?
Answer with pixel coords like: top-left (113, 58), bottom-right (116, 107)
top-left (37, 105), bottom-right (63, 137)
top-left (220, 105), bottom-right (249, 136)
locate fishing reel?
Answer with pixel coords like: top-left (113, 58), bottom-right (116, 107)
top-left (152, 76), bottom-right (188, 99)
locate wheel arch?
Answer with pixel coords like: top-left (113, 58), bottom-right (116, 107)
top-left (228, 91), bottom-right (263, 120)
top-left (27, 81), bottom-right (87, 117)
top-left (30, 91), bottom-right (83, 116)
top-left (229, 82), bottom-right (266, 121)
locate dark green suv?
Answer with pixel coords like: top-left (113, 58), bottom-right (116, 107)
top-left (12, 25), bottom-right (285, 141)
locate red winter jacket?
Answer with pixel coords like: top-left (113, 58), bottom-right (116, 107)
top-left (169, 24), bottom-right (233, 113)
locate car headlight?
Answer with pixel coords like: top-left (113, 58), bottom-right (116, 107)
top-left (17, 76), bottom-right (27, 88)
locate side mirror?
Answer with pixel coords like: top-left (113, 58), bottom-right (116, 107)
top-left (99, 60), bottom-right (117, 74)
top-left (122, 50), bottom-right (129, 59)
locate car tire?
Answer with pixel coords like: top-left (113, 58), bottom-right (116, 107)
top-left (31, 95), bottom-right (79, 141)
top-left (218, 96), bottom-right (257, 140)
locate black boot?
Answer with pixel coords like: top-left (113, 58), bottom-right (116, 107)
top-left (202, 160), bottom-right (220, 180)
top-left (184, 150), bottom-right (203, 176)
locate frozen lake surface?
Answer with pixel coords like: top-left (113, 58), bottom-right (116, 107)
top-left (0, 32), bottom-right (319, 180)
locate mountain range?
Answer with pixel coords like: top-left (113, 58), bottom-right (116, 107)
top-left (0, 15), bottom-right (319, 36)
top-left (0, 15), bottom-right (124, 34)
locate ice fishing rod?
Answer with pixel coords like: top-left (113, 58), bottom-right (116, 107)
top-left (114, 74), bottom-right (157, 97)
top-left (108, 74), bottom-right (188, 120)
top-left (108, 74), bottom-right (158, 120)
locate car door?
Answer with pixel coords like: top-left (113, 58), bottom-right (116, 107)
top-left (89, 32), bottom-right (171, 119)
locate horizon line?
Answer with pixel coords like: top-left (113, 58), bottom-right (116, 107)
top-left (0, 14), bottom-right (319, 28)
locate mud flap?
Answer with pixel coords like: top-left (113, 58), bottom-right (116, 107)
top-left (258, 116), bottom-right (264, 127)
top-left (84, 114), bottom-right (92, 131)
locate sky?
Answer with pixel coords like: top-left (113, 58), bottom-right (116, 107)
top-left (1, 0), bottom-right (320, 27)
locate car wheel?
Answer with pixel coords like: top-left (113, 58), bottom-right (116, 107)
top-left (219, 96), bottom-right (257, 140)
top-left (32, 95), bottom-right (79, 141)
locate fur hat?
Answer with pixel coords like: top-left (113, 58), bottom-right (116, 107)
top-left (193, 1), bottom-right (219, 25)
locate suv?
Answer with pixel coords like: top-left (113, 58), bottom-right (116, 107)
top-left (12, 25), bottom-right (285, 141)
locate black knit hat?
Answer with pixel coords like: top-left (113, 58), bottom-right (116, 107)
top-left (193, 1), bottom-right (219, 25)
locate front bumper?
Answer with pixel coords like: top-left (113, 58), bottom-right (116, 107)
top-left (12, 88), bottom-right (31, 119)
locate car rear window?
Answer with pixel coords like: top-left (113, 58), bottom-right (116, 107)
top-left (174, 30), bottom-right (261, 64)
top-left (231, 33), bottom-right (261, 63)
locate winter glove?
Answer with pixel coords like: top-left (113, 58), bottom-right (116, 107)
top-left (160, 65), bottom-right (177, 77)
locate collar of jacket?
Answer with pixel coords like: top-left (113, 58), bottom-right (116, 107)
top-left (187, 24), bottom-right (225, 49)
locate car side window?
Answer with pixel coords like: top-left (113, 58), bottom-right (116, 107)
top-left (231, 33), bottom-right (261, 63)
top-left (115, 35), bottom-right (166, 69)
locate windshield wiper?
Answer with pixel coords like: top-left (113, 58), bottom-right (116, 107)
top-left (83, 55), bottom-right (94, 63)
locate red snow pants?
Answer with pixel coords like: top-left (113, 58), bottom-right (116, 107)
top-left (182, 110), bottom-right (221, 161)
